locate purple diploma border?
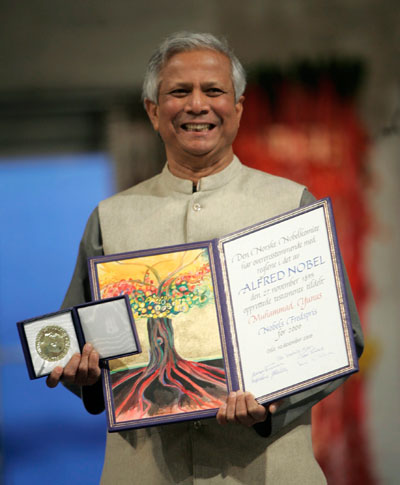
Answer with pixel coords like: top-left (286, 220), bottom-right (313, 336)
top-left (217, 198), bottom-right (359, 400)
top-left (88, 198), bottom-right (359, 432)
top-left (89, 241), bottom-right (230, 432)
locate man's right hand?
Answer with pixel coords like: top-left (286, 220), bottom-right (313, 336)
top-left (46, 343), bottom-right (101, 388)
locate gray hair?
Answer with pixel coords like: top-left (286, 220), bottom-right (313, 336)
top-left (142, 31), bottom-right (246, 104)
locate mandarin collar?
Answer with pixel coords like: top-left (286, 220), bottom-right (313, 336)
top-left (160, 155), bottom-right (242, 194)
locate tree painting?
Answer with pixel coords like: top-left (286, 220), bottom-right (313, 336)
top-left (97, 248), bottom-right (227, 422)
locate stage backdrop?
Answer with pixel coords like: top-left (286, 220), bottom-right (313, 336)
top-left (234, 59), bottom-right (376, 485)
top-left (0, 153), bottom-right (113, 485)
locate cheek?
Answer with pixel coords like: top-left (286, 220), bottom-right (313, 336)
top-left (214, 100), bottom-right (240, 122)
top-left (162, 99), bottom-right (183, 117)
top-left (158, 105), bottom-right (183, 132)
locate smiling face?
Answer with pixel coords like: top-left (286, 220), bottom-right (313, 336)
top-left (145, 49), bottom-right (244, 176)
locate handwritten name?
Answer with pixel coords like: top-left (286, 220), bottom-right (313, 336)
top-left (248, 302), bottom-right (294, 324)
top-left (297, 293), bottom-right (322, 310)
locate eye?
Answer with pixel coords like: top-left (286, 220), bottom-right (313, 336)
top-left (206, 88), bottom-right (225, 97)
top-left (169, 88), bottom-right (189, 97)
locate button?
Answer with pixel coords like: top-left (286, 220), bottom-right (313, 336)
top-left (193, 420), bottom-right (202, 429)
top-left (193, 203), bottom-right (202, 211)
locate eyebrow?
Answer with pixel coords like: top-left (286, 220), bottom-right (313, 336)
top-left (162, 81), bottom-right (227, 91)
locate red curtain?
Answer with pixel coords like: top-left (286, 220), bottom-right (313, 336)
top-left (234, 81), bottom-right (375, 484)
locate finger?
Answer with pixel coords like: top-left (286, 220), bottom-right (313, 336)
top-left (86, 348), bottom-right (101, 386)
top-left (225, 391), bottom-right (237, 423)
top-left (268, 399), bottom-right (284, 414)
top-left (269, 403), bottom-right (278, 414)
top-left (245, 392), bottom-right (267, 423)
top-left (61, 352), bottom-right (81, 384)
top-left (234, 390), bottom-right (254, 427)
top-left (75, 343), bottom-right (93, 386)
top-left (46, 366), bottom-right (63, 388)
top-left (216, 402), bottom-right (228, 425)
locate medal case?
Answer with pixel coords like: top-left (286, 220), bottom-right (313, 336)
top-left (17, 295), bottom-right (141, 379)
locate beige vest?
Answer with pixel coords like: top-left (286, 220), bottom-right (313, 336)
top-left (98, 158), bottom-right (326, 484)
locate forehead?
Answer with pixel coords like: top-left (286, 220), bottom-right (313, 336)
top-left (158, 49), bottom-right (233, 87)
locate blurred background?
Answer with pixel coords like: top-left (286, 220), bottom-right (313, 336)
top-left (0, 1), bottom-right (399, 484)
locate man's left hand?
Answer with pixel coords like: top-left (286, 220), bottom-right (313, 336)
top-left (216, 391), bottom-right (280, 427)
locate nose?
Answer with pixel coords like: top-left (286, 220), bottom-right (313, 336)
top-left (184, 90), bottom-right (209, 115)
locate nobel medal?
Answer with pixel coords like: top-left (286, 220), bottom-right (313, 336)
top-left (36, 325), bottom-right (70, 362)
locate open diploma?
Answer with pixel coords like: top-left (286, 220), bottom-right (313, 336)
top-left (89, 198), bottom-right (358, 431)
top-left (218, 198), bottom-right (358, 403)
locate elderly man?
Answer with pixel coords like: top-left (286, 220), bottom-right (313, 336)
top-left (47, 32), bottom-right (363, 484)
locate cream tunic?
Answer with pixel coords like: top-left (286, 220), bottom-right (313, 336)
top-left (63, 157), bottom-right (363, 484)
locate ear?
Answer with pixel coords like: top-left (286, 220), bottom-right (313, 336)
top-left (235, 95), bottom-right (245, 124)
top-left (144, 98), bottom-right (159, 131)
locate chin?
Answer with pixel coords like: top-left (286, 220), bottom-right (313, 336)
top-left (184, 149), bottom-right (217, 160)
top-left (182, 138), bottom-right (223, 153)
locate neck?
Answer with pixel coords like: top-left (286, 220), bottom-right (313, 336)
top-left (167, 151), bottom-right (234, 183)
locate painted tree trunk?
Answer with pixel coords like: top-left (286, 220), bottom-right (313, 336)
top-left (112, 317), bottom-right (227, 420)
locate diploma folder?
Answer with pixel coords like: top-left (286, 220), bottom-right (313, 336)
top-left (89, 198), bottom-right (359, 432)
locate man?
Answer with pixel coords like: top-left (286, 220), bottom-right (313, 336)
top-left (47, 32), bottom-right (363, 484)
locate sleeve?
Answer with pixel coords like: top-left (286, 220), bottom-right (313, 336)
top-left (253, 188), bottom-right (364, 437)
top-left (61, 207), bottom-right (106, 415)
top-left (61, 207), bottom-right (104, 309)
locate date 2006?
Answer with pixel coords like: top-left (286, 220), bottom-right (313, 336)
top-left (276, 323), bottom-right (302, 341)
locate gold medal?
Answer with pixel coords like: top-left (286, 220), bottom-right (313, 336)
top-left (36, 325), bottom-right (70, 362)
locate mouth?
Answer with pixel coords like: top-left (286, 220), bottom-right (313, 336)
top-left (181, 123), bottom-right (216, 132)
